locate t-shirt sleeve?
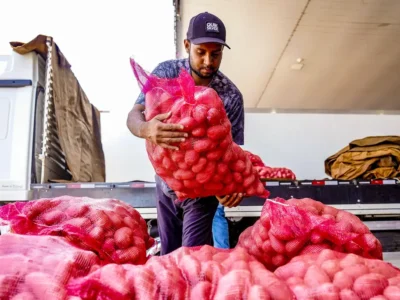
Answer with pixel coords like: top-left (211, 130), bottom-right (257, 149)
top-left (134, 62), bottom-right (171, 106)
top-left (228, 92), bottom-right (245, 145)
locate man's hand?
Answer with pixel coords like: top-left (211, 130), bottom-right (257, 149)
top-left (216, 193), bottom-right (244, 208)
top-left (141, 112), bottom-right (188, 150)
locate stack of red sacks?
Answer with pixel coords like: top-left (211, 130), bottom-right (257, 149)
top-left (0, 194), bottom-right (395, 300)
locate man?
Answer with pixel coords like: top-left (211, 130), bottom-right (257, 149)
top-left (127, 12), bottom-right (244, 255)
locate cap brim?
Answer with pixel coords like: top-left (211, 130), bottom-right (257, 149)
top-left (190, 37), bottom-right (231, 49)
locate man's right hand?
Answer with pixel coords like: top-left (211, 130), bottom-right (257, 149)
top-left (141, 112), bottom-right (188, 150)
top-left (216, 193), bottom-right (244, 208)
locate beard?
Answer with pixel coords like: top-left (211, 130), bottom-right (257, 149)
top-left (189, 54), bottom-right (218, 79)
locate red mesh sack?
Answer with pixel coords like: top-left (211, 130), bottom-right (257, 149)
top-left (244, 150), bottom-right (265, 167)
top-left (0, 196), bottom-right (154, 265)
top-left (244, 150), bottom-right (296, 180)
top-left (67, 245), bottom-right (293, 300)
top-left (237, 197), bottom-right (383, 271)
top-left (255, 166), bottom-right (297, 180)
top-left (0, 233), bottom-right (99, 300)
top-left (130, 58), bottom-right (269, 200)
top-left (275, 249), bottom-right (400, 300)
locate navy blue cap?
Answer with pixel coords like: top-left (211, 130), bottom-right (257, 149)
top-left (186, 12), bottom-right (230, 49)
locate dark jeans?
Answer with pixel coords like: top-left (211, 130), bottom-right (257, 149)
top-left (155, 176), bottom-right (219, 255)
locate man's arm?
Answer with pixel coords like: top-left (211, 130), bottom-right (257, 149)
top-left (230, 92), bottom-right (245, 146)
top-left (126, 63), bottom-right (187, 150)
top-left (126, 104), bottom-right (146, 138)
top-left (127, 105), bottom-right (187, 150)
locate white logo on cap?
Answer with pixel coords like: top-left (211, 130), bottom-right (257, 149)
top-left (206, 22), bottom-right (219, 32)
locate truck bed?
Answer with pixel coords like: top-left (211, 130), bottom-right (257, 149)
top-left (30, 178), bottom-right (400, 266)
top-left (31, 178), bottom-right (400, 217)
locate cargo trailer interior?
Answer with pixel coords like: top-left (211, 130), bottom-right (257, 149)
top-left (172, 0), bottom-right (400, 265)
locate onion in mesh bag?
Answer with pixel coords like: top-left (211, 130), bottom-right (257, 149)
top-left (275, 249), bottom-right (400, 300)
top-left (0, 233), bottom-right (99, 300)
top-left (0, 196), bottom-right (154, 265)
top-left (67, 245), bottom-right (293, 300)
top-left (237, 197), bottom-right (382, 271)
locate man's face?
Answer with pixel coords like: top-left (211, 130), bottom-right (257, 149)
top-left (185, 40), bottom-right (223, 79)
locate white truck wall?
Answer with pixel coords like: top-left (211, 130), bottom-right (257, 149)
top-left (100, 112), bottom-right (155, 183)
top-left (103, 111), bottom-right (400, 182)
top-left (0, 52), bottom-right (42, 200)
top-left (243, 112), bottom-right (400, 180)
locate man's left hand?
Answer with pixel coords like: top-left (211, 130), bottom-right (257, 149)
top-left (216, 193), bottom-right (244, 208)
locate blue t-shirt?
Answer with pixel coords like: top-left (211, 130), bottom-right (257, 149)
top-left (135, 58), bottom-right (244, 145)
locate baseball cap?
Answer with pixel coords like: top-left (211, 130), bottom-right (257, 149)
top-left (186, 12), bottom-right (231, 49)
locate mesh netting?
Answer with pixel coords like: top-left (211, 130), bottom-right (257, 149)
top-left (237, 197), bottom-right (383, 271)
top-left (0, 196), bottom-right (154, 265)
top-left (0, 233), bottom-right (99, 300)
top-left (255, 166), bottom-right (297, 180)
top-left (244, 150), bottom-right (265, 167)
top-left (67, 245), bottom-right (293, 300)
top-left (275, 249), bottom-right (400, 300)
top-left (244, 150), bottom-right (296, 180)
top-left (130, 58), bottom-right (269, 200)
